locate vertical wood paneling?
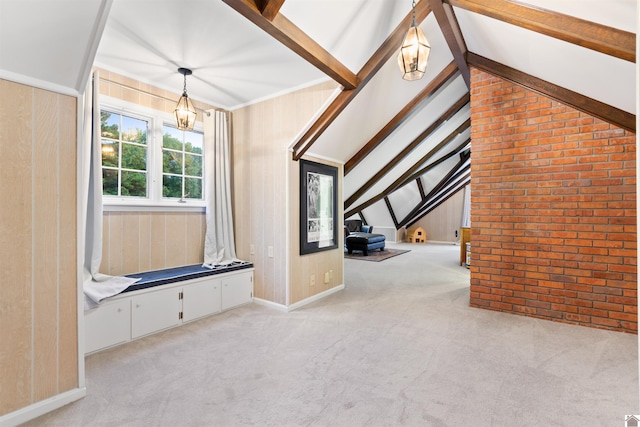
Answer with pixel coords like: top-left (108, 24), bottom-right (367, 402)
top-left (289, 156), bottom-right (344, 305)
top-left (414, 189), bottom-right (464, 242)
top-left (232, 81), bottom-right (340, 306)
top-left (186, 212), bottom-right (204, 263)
top-left (100, 212), bottom-right (110, 272)
top-left (165, 213), bottom-right (187, 267)
top-left (98, 211), bottom-right (206, 276)
top-left (122, 214), bottom-right (140, 273)
top-left (108, 213), bottom-right (124, 275)
top-left (138, 212), bottom-right (152, 272)
top-left (0, 81), bottom-right (77, 416)
top-left (94, 69), bottom-right (219, 277)
top-left (32, 89), bottom-right (59, 400)
top-left (0, 80), bottom-right (34, 414)
top-left (149, 212), bottom-right (166, 270)
top-left (56, 93), bottom-right (78, 392)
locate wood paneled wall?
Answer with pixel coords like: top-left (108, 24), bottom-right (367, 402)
top-left (100, 211), bottom-right (206, 276)
top-left (233, 81), bottom-right (341, 305)
top-left (95, 69), bottom-right (215, 276)
top-left (0, 79), bottom-right (78, 415)
top-left (412, 187), bottom-right (465, 243)
top-left (289, 156), bottom-right (344, 304)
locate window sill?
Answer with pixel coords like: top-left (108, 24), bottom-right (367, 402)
top-left (103, 201), bottom-right (205, 213)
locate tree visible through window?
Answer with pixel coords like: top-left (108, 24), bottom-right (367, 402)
top-left (101, 111), bottom-right (148, 197)
top-left (162, 126), bottom-right (203, 200)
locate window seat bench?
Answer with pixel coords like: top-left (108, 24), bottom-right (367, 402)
top-left (123, 261), bottom-right (253, 292)
top-left (85, 261), bottom-right (254, 355)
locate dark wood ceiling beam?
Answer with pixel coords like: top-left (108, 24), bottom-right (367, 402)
top-left (407, 171), bottom-right (470, 225)
top-left (405, 174), bottom-right (470, 228)
top-left (400, 137), bottom-right (470, 187)
top-left (427, 0), bottom-right (470, 87)
top-left (384, 197), bottom-right (400, 229)
top-left (344, 118), bottom-right (470, 217)
top-left (398, 156), bottom-right (470, 228)
top-left (291, 1), bottom-right (432, 161)
top-left (468, 53), bottom-right (635, 132)
top-left (258, 0), bottom-right (285, 20)
top-left (447, 0), bottom-right (635, 63)
top-left (416, 178), bottom-right (426, 199)
top-left (344, 93), bottom-right (470, 209)
top-left (345, 61), bottom-right (459, 175)
top-left (344, 149), bottom-right (456, 219)
top-left (222, 0), bottom-right (358, 90)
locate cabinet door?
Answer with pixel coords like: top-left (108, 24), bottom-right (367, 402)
top-left (85, 299), bottom-right (131, 354)
top-left (131, 288), bottom-right (182, 338)
top-left (221, 272), bottom-right (253, 311)
top-left (182, 279), bottom-right (222, 323)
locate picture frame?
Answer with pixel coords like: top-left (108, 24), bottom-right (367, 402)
top-left (300, 159), bottom-right (338, 255)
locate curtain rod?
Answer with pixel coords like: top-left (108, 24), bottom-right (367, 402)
top-left (98, 76), bottom-right (230, 116)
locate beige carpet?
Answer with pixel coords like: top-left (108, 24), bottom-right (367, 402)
top-left (24, 243), bottom-right (638, 426)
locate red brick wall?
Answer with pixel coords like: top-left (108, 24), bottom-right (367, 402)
top-left (469, 68), bottom-right (637, 333)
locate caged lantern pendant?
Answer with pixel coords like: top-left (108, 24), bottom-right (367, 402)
top-left (174, 67), bottom-right (197, 131)
top-left (397, 0), bottom-right (431, 81)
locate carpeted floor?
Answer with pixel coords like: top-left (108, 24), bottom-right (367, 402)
top-left (344, 247), bottom-right (410, 261)
top-left (24, 243), bottom-right (638, 426)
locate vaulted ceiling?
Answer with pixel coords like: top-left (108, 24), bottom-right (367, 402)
top-left (0, 0), bottom-right (636, 230)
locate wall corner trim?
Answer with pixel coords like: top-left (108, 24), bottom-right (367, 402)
top-left (253, 284), bottom-right (345, 313)
top-left (0, 387), bottom-right (86, 427)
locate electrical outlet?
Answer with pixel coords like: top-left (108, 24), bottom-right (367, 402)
top-left (324, 272), bottom-right (330, 284)
top-left (250, 244), bottom-right (255, 255)
top-left (310, 275), bottom-right (316, 286)
top-left (268, 246), bottom-right (274, 258)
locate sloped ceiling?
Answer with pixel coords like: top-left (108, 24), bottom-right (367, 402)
top-left (0, 0), bottom-right (109, 93)
top-left (0, 0), bottom-right (636, 230)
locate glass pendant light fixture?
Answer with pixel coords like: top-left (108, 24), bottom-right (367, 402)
top-left (174, 67), bottom-right (197, 131)
top-left (398, 0), bottom-right (430, 81)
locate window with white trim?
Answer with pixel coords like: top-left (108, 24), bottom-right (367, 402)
top-left (99, 101), bottom-right (206, 208)
top-left (162, 125), bottom-right (204, 200)
top-left (101, 111), bottom-right (149, 197)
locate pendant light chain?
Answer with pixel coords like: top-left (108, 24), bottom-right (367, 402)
top-left (412, 0), bottom-right (417, 27)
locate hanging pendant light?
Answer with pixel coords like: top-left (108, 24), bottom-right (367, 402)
top-left (397, 0), bottom-right (430, 81)
top-left (174, 67), bottom-right (197, 131)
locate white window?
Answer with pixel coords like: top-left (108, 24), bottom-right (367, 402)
top-left (99, 99), bottom-right (205, 210)
top-left (162, 125), bottom-right (204, 200)
top-left (101, 111), bottom-right (149, 197)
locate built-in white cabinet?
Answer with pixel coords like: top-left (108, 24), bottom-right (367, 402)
top-left (182, 279), bottom-right (222, 323)
top-left (85, 299), bottom-right (131, 354)
top-left (222, 272), bottom-right (254, 311)
top-left (85, 269), bottom-right (253, 354)
top-left (131, 288), bottom-right (182, 339)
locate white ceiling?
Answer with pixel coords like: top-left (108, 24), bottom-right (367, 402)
top-left (0, 0), bottom-right (636, 228)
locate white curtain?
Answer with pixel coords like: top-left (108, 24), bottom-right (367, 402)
top-left (203, 110), bottom-right (239, 267)
top-left (82, 70), bottom-right (138, 309)
top-left (461, 184), bottom-right (471, 228)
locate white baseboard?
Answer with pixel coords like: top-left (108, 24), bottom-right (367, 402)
top-left (288, 284), bottom-right (345, 311)
top-left (426, 240), bottom-right (458, 245)
top-left (253, 284), bottom-right (345, 313)
top-left (0, 387), bottom-right (86, 427)
top-left (252, 297), bottom-right (288, 312)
